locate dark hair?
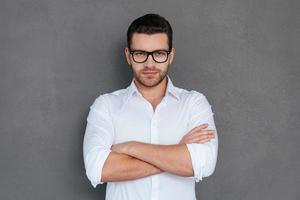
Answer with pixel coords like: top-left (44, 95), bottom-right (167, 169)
top-left (127, 13), bottom-right (173, 50)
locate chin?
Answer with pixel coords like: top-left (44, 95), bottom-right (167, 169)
top-left (142, 79), bottom-right (159, 87)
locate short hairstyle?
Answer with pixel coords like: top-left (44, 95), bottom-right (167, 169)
top-left (127, 13), bottom-right (173, 50)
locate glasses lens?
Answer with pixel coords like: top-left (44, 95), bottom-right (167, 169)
top-left (153, 50), bottom-right (168, 63)
top-left (132, 51), bottom-right (148, 63)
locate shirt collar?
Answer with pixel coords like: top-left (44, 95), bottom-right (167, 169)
top-left (126, 75), bottom-right (180, 102)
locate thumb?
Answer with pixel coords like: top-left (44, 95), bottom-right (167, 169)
top-left (187, 123), bottom-right (209, 136)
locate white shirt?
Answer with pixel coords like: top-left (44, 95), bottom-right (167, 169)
top-left (83, 75), bottom-right (218, 200)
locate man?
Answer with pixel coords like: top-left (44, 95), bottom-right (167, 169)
top-left (83, 13), bottom-right (218, 200)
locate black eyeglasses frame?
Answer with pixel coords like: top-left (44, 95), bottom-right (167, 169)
top-left (128, 49), bottom-right (171, 63)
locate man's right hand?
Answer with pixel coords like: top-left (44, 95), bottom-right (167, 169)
top-left (179, 123), bottom-right (215, 144)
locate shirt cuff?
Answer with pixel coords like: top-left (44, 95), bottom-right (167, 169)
top-left (185, 143), bottom-right (208, 182)
top-left (85, 149), bottom-right (112, 188)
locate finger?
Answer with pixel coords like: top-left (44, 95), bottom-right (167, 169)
top-left (189, 130), bottom-right (215, 137)
top-left (196, 123), bottom-right (209, 130)
top-left (191, 125), bottom-right (213, 134)
top-left (185, 124), bottom-right (209, 136)
top-left (190, 123), bottom-right (209, 132)
top-left (196, 138), bottom-right (212, 144)
top-left (184, 132), bottom-right (214, 141)
top-left (191, 133), bottom-right (215, 141)
top-left (196, 129), bottom-right (216, 135)
top-left (185, 137), bottom-right (204, 144)
top-left (183, 134), bottom-right (214, 144)
top-left (185, 134), bottom-right (214, 144)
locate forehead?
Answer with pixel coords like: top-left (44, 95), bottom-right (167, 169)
top-left (131, 33), bottom-right (169, 51)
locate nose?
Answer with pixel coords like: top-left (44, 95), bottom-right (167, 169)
top-left (144, 53), bottom-right (156, 66)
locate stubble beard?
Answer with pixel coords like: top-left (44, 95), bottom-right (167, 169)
top-left (133, 67), bottom-right (168, 88)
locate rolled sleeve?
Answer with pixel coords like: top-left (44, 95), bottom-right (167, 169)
top-left (185, 91), bottom-right (219, 182)
top-left (83, 95), bottom-right (114, 188)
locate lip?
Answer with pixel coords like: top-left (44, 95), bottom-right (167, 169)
top-left (143, 71), bottom-right (158, 75)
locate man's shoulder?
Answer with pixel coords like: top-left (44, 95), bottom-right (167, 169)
top-left (175, 85), bottom-right (207, 102)
top-left (90, 88), bottom-right (128, 109)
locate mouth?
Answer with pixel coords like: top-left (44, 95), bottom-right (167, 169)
top-left (143, 70), bottom-right (158, 75)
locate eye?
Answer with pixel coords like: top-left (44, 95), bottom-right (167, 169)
top-left (154, 51), bottom-right (167, 56)
top-left (134, 51), bottom-right (146, 56)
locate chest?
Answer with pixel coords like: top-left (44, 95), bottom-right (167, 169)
top-left (112, 98), bottom-right (190, 145)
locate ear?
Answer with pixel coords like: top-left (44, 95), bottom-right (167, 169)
top-left (124, 47), bottom-right (131, 65)
top-left (169, 47), bottom-right (175, 64)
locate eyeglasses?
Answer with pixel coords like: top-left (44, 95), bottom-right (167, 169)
top-left (129, 49), bottom-right (171, 63)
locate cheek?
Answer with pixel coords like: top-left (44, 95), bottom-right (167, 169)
top-left (159, 64), bottom-right (169, 71)
top-left (131, 64), bottom-right (143, 72)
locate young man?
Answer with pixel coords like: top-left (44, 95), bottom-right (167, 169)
top-left (83, 13), bottom-right (218, 200)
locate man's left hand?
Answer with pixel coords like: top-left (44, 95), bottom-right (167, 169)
top-left (111, 141), bottom-right (135, 154)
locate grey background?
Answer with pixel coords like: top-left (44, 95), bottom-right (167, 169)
top-left (0, 0), bottom-right (299, 199)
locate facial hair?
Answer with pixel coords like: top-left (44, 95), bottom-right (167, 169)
top-left (132, 66), bottom-right (169, 88)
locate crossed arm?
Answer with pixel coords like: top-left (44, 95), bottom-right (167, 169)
top-left (101, 142), bottom-right (194, 182)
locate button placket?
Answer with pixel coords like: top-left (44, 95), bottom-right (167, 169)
top-left (150, 116), bottom-right (158, 144)
top-left (136, 95), bottom-right (166, 200)
top-left (150, 100), bottom-right (166, 200)
top-left (151, 112), bottom-right (159, 200)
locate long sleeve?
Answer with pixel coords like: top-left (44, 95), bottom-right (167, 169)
top-left (185, 91), bottom-right (219, 182)
top-left (83, 95), bottom-right (114, 188)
